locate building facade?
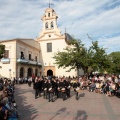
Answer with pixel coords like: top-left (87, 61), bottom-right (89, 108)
top-left (0, 39), bottom-right (42, 78)
top-left (0, 7), bottom-right (84, 78)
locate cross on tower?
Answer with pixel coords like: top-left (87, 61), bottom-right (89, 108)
top-left (49, 0), bottom-right (50, 8)
top-left (49, 0), bottom-right (54, 8)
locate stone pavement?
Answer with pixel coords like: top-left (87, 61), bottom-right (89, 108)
top-left (14, 84), bottom-right (120, 120)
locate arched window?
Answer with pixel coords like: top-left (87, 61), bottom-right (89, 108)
top-left (21, 51), bottom-right (24, 59)
top-left (48, 13), bottom-right (50, 17)
top-left (51, 22), bottom-right (54, 28)
top-left (45, 22), bottom-right (48, 29)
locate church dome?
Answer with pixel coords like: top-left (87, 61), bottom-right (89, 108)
top-left (45, 7), bottom-right (55, 12)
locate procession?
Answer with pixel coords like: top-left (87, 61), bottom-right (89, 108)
top-left (26, 74), bottom-right (120, 102)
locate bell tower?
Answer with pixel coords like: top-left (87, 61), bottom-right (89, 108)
top-left (37, 7), bottom-right (63, 39)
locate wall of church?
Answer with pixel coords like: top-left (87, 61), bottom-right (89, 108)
top-left (39, 38), bottom-right (79, 77)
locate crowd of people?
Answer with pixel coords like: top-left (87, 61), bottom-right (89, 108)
top-left (30, 74), bottom-right (120, 102)
top-left (0, 78), bottom-right (19, 120)
top-left (33, 76), bottom-right (80, 101)
top-left (0, 73), bottom-right (120, 119)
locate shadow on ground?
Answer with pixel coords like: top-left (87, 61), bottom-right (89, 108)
top-left (14, 85), bottom-right (38, 120)
top-left (49, 107), bottom-right (88, 120)
top-left (74, 110), bottom-right (88, 120)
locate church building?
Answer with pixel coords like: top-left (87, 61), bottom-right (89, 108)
top-left (0, 7), bottom-right (84, 78)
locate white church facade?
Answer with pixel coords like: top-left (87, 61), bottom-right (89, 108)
top-left (0, 7), bottom-right (84, 78)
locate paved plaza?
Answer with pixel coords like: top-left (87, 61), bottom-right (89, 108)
top-left (14, 84), bottom-right (120, 120)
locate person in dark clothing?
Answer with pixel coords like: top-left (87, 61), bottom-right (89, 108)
top-left (0, 103), bottom-right (8, 120)
top-left (73, 79), bottom-right (80, 100)
top-left (38, 77), bottom-right (44, 97)
top-left (55, 79), bottom-right (61, 98)
top-left (34, 78), bottom-right (39, 99)
top-left (59, 79), bottom-right (67, 101)
top-left (53, 79), bottom-right (59, 98)
top-left (47, 80), bottom-right (54, 102)
top-left (42, 79), bottom-right (48, 99)
top-left (65, 79), bottom-right (71, 98)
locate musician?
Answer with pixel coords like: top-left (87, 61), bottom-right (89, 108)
top-left (42, 79), bottom-right (48, 99)
top-left (47, 79), bottom-right (54, 102)
top-left (38, 77), bottom-right (43, 97)
top-left (55, 79), bottom-right (60, 98)
top-left (52, 79), bottom-right (58, 98)
top-left (59, 79), bottom-right (66, 101)
top-left (65, 78), bottom-right (71, 98)
top-left (73, 79), bottom-right (80, 100)
top-left (33, 78), bottom-right (39, 99)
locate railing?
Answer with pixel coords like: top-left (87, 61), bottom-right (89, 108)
top-left (17, 58), bottom-right (28, 63)
top-left (17, 58), bottom-right (42, 66)
top-left (1, 58), bottom-right (10, 64)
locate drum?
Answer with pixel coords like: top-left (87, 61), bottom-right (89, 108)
top-left (44, 88), bottom-right (47, 91)
top-left (49, 88), bottom-right (53, 92)
top-left (57, 87), bottom-right (60, 91)
top-left (61, 88), bottom-right (66, 92)
top-left (76, 87), bottom-right (80, 92)
top-left (67, 86), bottom-right (71, 89)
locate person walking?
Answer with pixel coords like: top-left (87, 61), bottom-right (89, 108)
top-left (73, 79), bottom-right (80, 100)
top-left (33, 78), bottom-right (39, 99)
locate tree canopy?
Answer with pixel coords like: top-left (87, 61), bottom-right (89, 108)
top-left (108, 52), bottom-right (120, 74)
top-left (53, 37), bottom-right (111, 75)
top-left (0, 44), bottom-right (5, 59)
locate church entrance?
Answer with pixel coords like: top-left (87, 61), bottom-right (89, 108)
top-left (27, 68), bottom-right (33, 77)
top-left (47, 69), bottom-right (53, 76)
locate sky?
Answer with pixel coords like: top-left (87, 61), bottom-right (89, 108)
top-left (0, 0), bottom-right (120, 54)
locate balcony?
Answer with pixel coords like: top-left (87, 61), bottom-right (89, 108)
top-left (37, 62), bottom-right (42, 66)
top-left (1, 58), bottom-right (10, 64)
top-left (17, 58), bottom-right (28, 63)
top-left (17, 58), bottom-right (42, 67)
top-left (29, 60), bottom-right (37, 65)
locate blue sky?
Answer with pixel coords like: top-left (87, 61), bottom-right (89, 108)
top-left (0, 0), bottom-right (120, 54)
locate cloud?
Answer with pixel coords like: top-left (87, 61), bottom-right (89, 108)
top-left (0, 0), bottom-right (120, 54)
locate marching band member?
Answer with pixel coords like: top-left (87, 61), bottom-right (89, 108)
top-left (42, 79), bottom-right (48, 99)
top-left (47, 80), bottom-right (54, 102)
top-left (56, 79), bottom-right (61, 98)
top-left (33, 78), bottom-right (39, 99)
top-left (73, 79), bottom-right (80, 100)
top-left (60, 79), bottom-right (67, 101)
top-left (65, 78), bottom-right (71, 98)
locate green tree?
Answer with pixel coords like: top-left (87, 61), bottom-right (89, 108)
top-left (109, 52), bottom-right (120, 74)
top-left (53, 37), bottom-right (110, 75)
top-left (53, 38), bottom-right (86, 75)
top-left (0, 44), bottom-right (5, 59)
top-left (89, 41), bottom-right (111, 73)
